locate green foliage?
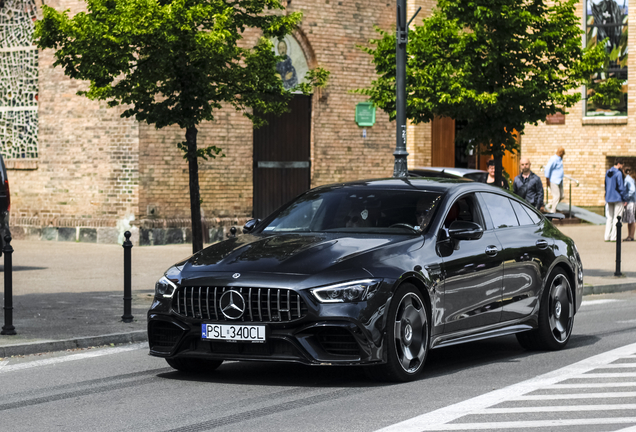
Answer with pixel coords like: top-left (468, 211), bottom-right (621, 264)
top-left (35, 0), bottom-right (327, 145)
top-left (588, 77), bottom-right (624, 107)
top-left (357, 0), bottom-right (607, 158)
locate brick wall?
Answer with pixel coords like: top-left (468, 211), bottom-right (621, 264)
top-left (9, 0), bottom-right (139, 235)
top-left (522, 0), bottom-right (636, 207)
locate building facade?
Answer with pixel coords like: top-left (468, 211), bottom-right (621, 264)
top-left (2, 0), bottom-right (631, 245)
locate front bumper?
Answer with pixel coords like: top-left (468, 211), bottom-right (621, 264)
top-left (147, 290), bottom-right (390, 366)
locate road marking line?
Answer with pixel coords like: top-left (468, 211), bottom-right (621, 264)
top-left (420, 418), bottom-right (636, 430)
top-left (375, 342), bottom-right (636, 432)
top-left (483, 404), bottom-right (636, 413)
top-left (581, 299), bottom-right (619, 306)
top-left (0, 343), bottom-right (147, 374)
top-left (578, 373), bottom-right (636, 378)
top-left (616, 426), bottom-right (636, 432)
top-left (551, 382), bottom-right (636, 388)
top-left (599, 364), bottom-right (636, 368)
top-left (513, 392), bottom-right (636, 400)
top-left (0, 360), bottom-right (8, 369)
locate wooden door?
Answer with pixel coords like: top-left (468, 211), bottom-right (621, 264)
top-left (253, 95), bottom-right (311, 219)
top-left (431, 116), bottom-right (455, 167)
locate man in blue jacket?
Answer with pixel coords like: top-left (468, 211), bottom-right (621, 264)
top-left (605, 159), bottom-right (628, 242)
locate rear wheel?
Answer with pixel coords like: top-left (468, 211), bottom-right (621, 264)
top-left (516, 268), bottom-right (574, 351)
top-left (166, 357), bottom-right (223, 373)
top-left (365, 283), bottom-right (430, 382)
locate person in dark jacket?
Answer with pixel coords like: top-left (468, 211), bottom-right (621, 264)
top-left (605, 158), bottom-right (628, 241)
top-left (513, 158), bottom-right (544, 210)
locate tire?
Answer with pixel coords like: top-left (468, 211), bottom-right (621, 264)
top-left (365, 283), bottom-right (430, 382)
top-left (165, 357), bottom-right (223, 373)
top-left (516, 267), bottom-right (574, 351)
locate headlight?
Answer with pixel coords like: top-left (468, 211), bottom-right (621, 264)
top-left (155, 275), bottom-right (177, 298)
top-left (310, 279), bottom-right (382, 303)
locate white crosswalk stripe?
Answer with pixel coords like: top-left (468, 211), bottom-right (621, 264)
top-left (376, 342), bottom-right (636, 432)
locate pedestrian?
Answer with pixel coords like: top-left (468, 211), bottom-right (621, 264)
top-left (622, 166), bottom-right (636, 242)
top-left (513, 158), bottom-right (545, 210)
top-left (544, 147), bottom-right (565, 213)
top-left (484, 160), bottom-right (508, 189)
top-left (604, 158), bottom-right (628, 242)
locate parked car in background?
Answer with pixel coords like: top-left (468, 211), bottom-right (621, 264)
top-left (409, 167), bottom-right (488, 183)
top-left (0, 154), bottom-right (10, 254)
top-left (148, 178), bottom-right (583, 382)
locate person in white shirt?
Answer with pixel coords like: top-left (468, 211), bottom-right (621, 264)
top-left (544, 147), bottom-right (565, 213)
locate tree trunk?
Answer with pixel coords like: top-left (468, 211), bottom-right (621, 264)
top-left (186, 127), bottom-right (204, 253)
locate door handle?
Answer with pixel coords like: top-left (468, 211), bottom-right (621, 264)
top-left (485, 245), bottom-right (499, 256)
top-left (536, 240), bottom-right (549, 249)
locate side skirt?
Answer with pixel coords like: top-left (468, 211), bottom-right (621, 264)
top-left (431, 318), bottom-right (536, 350)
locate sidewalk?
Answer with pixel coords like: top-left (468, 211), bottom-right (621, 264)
top-left (1, 224), bottom-right (634, 357)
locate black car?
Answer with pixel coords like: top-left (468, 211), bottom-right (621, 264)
top-left (148, 179), bottom-right (583, 382)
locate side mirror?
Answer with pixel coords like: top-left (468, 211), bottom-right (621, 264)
top-left (448, 220), bottom-right (484, 241)
top-left (242, 218), bottom-right (261, 234)
top-left (544, 213), bottom-right (565, 221)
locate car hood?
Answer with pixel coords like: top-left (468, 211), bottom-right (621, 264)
top-left (182, 233), bottom-right (414, 277)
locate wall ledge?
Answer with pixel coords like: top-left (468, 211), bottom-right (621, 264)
top-left (582, 117), bottom-right (628, 125)
top-left (5, 159), bottom-right (38, 170)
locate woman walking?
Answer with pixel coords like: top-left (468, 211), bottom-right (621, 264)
top-left (623, 167), bottom-right (636, 242)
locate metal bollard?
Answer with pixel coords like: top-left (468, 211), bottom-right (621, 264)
top-left (615, 216), bottom-right (622, 277)
top-left (122, 231), bottom-right (134, 323)
top-left (1, 234), bottom-right (16, 335)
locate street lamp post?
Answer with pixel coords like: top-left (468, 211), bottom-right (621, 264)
top-left (393, 1), bottom-right (420, 178)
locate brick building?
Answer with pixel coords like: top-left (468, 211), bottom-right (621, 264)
top-left (1, 0), bottom-right (632, 245)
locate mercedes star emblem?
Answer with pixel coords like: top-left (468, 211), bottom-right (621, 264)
top-left (219, 290), bottom-right (246, 320)
top-left (232, 273), bottom-right (241, 279)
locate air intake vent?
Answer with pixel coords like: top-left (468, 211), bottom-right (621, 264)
top-left (149, 321), bottom-right (183, 352)
top-left (317, 328), bottom-right (361, 357)
top-left (172, 287), bottom-right (308, 323)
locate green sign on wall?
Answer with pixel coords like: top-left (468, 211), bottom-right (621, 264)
top-left (355, 102), bottom-right (376, 127)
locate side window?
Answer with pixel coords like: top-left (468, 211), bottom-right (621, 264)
top-left (522, 204), bottom-right (542, 224)
top-left (442, 194), bottom-right (485, 229)
top-left (510, 200), bottom-right (536, 226)
top-left (481, 193), bottom-right (519, 229)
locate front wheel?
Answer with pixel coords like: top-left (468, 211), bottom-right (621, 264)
top-left (365, 283), bottom-right (430, 382)
top-left (516, 268), bottom-right (574, 351)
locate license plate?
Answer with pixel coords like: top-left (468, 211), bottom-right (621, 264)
top-left (202, 323), bottom-right (266, 343)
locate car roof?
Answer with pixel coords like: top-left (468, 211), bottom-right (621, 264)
top-left (314, 177), bottom-right (499, 194)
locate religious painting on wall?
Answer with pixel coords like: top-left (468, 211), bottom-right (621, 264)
top-left (586, 0), bottom-right (628, 117)
top-left (271, 35), bottom-right (309, 92)
top-left (0, 0), bottom-right (39, 159)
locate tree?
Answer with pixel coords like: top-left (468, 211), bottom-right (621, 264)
top-left (36, 0), bottom-right (327, 253)
top-left (357, 0), bottom-right (609, 185)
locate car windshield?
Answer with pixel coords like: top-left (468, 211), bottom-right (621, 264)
top-left (260, 188), bottom-right (442, 234)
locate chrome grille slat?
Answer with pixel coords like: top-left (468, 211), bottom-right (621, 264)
top-left (172, 286), bottom-right (307, 323)
top-left (248, 288), bottom-right (253, 321)
top-left (198, 287), bottom-right (202, 319)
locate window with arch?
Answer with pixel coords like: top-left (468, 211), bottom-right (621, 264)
top-left (0, 0), bottom-right (38, 159)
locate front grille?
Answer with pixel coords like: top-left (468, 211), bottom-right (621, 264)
top-left (317, 328), bottom-right (361, 357)
top-left (149, 321), bottom-right (183, 351)
top-left (172, 286), bottom-right (308, 323)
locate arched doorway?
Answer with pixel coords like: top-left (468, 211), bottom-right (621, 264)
top-left (252, 35), bottom-right (312, 219)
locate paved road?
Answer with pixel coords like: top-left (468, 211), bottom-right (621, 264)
top-left (2, 291), bottom-right (635, 432)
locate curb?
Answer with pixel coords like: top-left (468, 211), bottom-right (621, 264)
top-left (0, 330), bottom-right (148, 358)
top-left (583, 282), bottom-right (636, 296)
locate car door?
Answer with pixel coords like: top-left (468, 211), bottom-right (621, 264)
top-left (479, 192), bottom-right (554, 322)
top-left (438, 193), bottom-right (504, 334)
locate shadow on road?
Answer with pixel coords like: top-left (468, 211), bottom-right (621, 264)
top-left (0, 265), bottom-right (48, 272)
top-left (156, 333), bottom-right (601, 387)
